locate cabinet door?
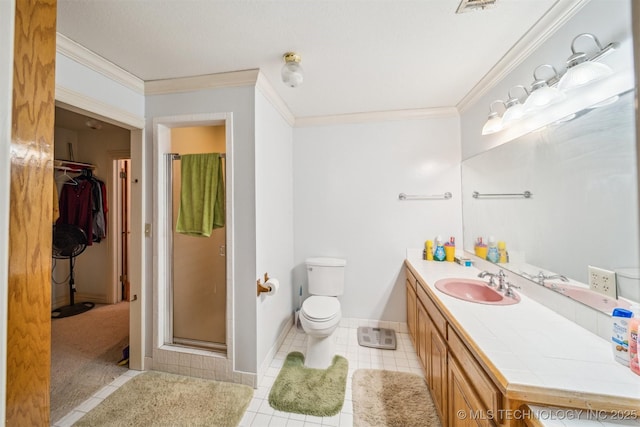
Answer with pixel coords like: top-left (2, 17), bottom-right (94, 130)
top-left (406, 279), bottom-right (417, 345)
top-left (448, 355), bottom-right (496, 427)
top-left (430, 322), bottom-right (448, 426)
top-left (417, 299), bottom-right (429, 371)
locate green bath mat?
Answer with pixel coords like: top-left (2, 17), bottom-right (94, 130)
top-left (268, 351), bottom-right (348, 417)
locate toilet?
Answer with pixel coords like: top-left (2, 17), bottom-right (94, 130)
top-left (300, 257), bottom-right (346, 369)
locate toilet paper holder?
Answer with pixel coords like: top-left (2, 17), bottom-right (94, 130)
top-left (257, 272), bottom-right (271, 296)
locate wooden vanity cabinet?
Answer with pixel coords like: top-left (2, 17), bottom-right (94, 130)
top-left (406, 268), bottom-right (418, 347)
top-left (406, 266), bottom-right (504, 427)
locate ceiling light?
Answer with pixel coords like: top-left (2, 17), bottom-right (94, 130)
top-left (557, 33), bottom-right (618, 92)
top-left (85, 119), bottom-right (102, 130)
top-left (456, 0), bottom-right (496, 14)
top-left (501, 85), bottom-right (529, 127)
top-left (281, 52), bottom-right (303, 88)
top-left (481, 100), bottom-right (506, 135)
top-left (523, 65), bottom-right (565, 113)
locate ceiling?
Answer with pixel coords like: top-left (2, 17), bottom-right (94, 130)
top-left (56, 0), bottom-right (562, 119)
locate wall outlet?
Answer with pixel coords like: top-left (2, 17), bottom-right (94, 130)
top-left (588, 265), bottom-right (617, 299)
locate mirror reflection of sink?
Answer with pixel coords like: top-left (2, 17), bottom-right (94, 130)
top-left (434, 278), bottom-right (520, 305)
top-left (544, 283), bottom-right (630, 312)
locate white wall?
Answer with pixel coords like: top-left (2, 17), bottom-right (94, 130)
top-left (56, 53), bottom-right (144, 120)
top-left (146, 86), bottom-right (258, 373)
top-left (254, 88), bottom-right (295, 374)
top-left (0, 0), bottom-right (15, 422)
top-left (293, 115), bottom-right (462, 321)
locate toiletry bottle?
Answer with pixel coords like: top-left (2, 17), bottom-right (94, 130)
top-left (474, 237), bottom-right (488, 259)
top-left (629, 304), bottom-right (640, 375)
top-left (486, 236), bottom-right (499, 263)
top-left (434, 236), bottom-right (446, 262)
top-left (425, 240), bottom-right (434, 261)
top-left (612, 308), bottom-right (633, 366)
top-left (498, 241), bottom-right (509, 263)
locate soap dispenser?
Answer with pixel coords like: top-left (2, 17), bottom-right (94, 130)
top-left (486, 236), bottom-right (499, 263)
top-left (434, 236), bottom-right (446, 262)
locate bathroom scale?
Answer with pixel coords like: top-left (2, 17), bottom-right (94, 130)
top-left (357, 326), bottom-right (397, 350)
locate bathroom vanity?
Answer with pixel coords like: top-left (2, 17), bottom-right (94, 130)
top-left (405, 256), bottom-right (640, 427)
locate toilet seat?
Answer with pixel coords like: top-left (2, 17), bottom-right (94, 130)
top-left (301, 296), bottom-right (340, 322)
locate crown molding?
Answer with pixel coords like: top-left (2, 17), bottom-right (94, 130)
top-left (294, 107), bottom-right (459, 127)
top-left (56, 33), bottom-right (145, 95)
top-left (256, 72), bottom-right (295, 127)
top-left (55, 85), bottom-right (145, 129)
top-left (456, 0), bottom-right (590, 113)
top-left (144, 69), bottom-right (259, 95)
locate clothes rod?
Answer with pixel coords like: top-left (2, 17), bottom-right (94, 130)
top-left (170, 153), bottom-right (225, 160)
top-left (398, 192), bottom-right (452, 201)
top-left (472, 191), bottom-right (532, 199)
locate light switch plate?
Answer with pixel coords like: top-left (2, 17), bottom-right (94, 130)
top-left (588, 265), bottom-right (617, 299)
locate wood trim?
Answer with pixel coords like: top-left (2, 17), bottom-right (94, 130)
top-left (144, 69), bottom-right (259, 95)
top-left (7, 0), bottom-right (57, 425)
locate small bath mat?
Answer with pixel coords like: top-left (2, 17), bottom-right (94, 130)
top-left (352, 369), bottom-right (441, 426)
top-left (357, 326), bottom-right (397, 350)
top-left (268, 351), bottom-right (348, 417)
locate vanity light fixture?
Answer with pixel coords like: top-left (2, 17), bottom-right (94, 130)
top-left (557, 33), bottom-right (618, 92)
top-left (501, 85), bottom-right (529, 127)
top-left (281, 52), bottom-right (303, 88)
top-left (522, 64), bottom-right (565, 113)
top-left (481, 100), bottom-right (506, 135)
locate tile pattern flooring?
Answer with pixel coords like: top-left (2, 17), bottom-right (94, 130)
top-left (54, 322), bottom-right (423, 427)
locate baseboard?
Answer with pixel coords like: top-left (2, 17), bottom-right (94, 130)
top-left (257, 319), bottom-right (293, 387)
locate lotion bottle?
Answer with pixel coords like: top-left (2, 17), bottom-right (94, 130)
top-left (612, 307), bottom-right (633, 366)
top-left (486, 236), bottom-right (499, 263)
top-left (629, 304), bottom-right (640, 376)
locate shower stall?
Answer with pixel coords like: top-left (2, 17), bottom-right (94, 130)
top-left (165, 125), bottom-right (227, 352)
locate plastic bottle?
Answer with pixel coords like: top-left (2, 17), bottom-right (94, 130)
top-left (498, 241), bottom-right (509, 263)
top-left (425, 240), bottom-right (434, 261)
top-left (433, 236), bottom-right (446, 262)
top-left (629, 304), bottom-right (640, 375)
top-left (612, 307), bottom-right (633, 366)
top-left (486, 236), bottom-right (499, 263)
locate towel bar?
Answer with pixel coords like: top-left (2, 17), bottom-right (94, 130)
top-left (398, 192), bottom-right (452, 201)
top-left (472, 191), bottom-right (532, 199)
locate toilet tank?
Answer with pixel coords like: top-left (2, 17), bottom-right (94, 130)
top-left (306, 257), bottom-right (346, 296)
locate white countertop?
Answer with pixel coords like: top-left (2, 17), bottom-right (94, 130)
top-left (405, 254), bottom-right (640, 406)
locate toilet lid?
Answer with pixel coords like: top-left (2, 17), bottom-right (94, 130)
top-left (302, 296), bottom-right (340, 320)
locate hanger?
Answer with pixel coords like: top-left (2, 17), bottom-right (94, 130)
top-left (55, 167), bottom-right (79, 185)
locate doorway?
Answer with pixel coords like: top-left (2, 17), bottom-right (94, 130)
top-left (50, 107), bottom-right (134, 422)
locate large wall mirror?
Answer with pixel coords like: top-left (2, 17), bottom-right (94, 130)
top-left (461, 88), bottom-right (638, 313)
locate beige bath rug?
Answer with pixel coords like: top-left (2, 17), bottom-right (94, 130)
top-left (74, 371), bottom-right (253, 427)
top-left (352, 369), bottom-right (442, 427)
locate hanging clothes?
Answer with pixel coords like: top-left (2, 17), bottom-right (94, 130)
top-left (57, 168), bottom-right (107, 245)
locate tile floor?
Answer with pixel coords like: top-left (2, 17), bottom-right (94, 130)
top-left (53, 322), bottom-right (423, 427)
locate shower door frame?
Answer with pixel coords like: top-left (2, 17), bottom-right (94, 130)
top-left (153, 112), bottom-right (234, 365)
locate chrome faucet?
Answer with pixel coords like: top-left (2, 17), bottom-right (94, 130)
top-left (496, 269), bottom-right (507, 291)
top-left (477, 270), bottom-right (506, 289)
top-left (523, 270), bottom-right (568, 285)
top-left (504, 282), bottom-right (520, 298)
top-left (477, 271), bottom-right (498, 287)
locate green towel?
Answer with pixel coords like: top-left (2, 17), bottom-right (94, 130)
top-left (176, 153), bottom-right (225, 237)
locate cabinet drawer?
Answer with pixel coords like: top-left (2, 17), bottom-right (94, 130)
top-left (448, 325), bottom-right (502, 419)
top-left (417, 283), bottom-right (447, 338)
top-left (405, 267), bottom-right (417, 292)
